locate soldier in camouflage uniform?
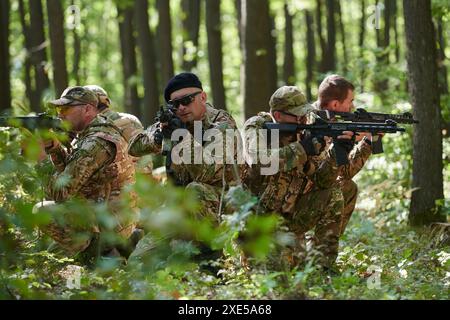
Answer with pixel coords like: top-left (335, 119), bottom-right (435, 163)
top-left (129, 72), bottom-right (239, 224)
top-left (83, 85), bottom-right (152, 176)
top-left (34, 86), bottom-right (138, 256)
top-left (310, 75), bottom-right (373, 236)
top-left (242, 86), bottom-right (350, 267)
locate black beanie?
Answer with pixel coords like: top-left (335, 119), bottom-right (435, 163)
top-left (164, 72), bottom-right (203, 102)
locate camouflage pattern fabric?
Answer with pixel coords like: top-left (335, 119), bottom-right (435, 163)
top-left (305, 109), bottom-right (373, 235)
top-left (242, 112), bottom-right (343, 266)
top-left (338, 179), bottom-right (358, 236)
top-left (129, 103), bottom-right (240, 220)
top-left (38, 109), bottom-right (138, 255)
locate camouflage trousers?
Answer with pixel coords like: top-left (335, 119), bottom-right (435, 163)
top-left (33, 201), bottom-right (136, 256)
top-left (338, 179), bottom-right (358, 236)
top-left (185, 182), bottom-right (226, 225)
top-left (288, 186), bottom-right (344, 267)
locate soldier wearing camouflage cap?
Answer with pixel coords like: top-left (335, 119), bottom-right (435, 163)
top-left (242, 86), bottom-right (343, 269)
top-left (83, 85), bottom-right (144, 144)
top-left (35, 86), bottom-right (139, 259)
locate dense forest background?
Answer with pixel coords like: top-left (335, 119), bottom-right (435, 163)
top-left (0, 0), bottom-right (449, 300)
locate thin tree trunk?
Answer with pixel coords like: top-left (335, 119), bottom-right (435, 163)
top-left (118, 5), bottom-right (141, 117)
top-left (156, 0), bottom-right (174, 87)
top-left (374, 0), bottom-right (391, 93)
top-left (436, 18), bottom-right (448, 95)
top-left (19, 0), bottom-right (38, 111)
top-left (359, 0), bottom-right (366, 92)
top-left (181, 0), bottom-right (201, 71)
top-left (69, 0), bottom-right (81, 84)
top-left (323, 0), bottom-right (337, 72)
top-left (336, 0), bottom-right (348, 71)
top-left (403, 0), bottom-right (445, 226)
top-left (135, 0), bottom-right (160, 125)
top-left (0, 0), bottom-right (11, 113)
top-left (359, 0), bottom-right (366, 48)
top-left (267, 8), bottom-right (278, 93)
top-left (235, 0), bottom-right (242, 47)
top-left (242, 0), bottom-right (273, 119)
top-left (29, 0), bottom-right (50, 107)
top-left (283, 2), bottom-right (295, 85)
top-left (316, 0), bottom-right (327, 74)
top-left (392, 0), bottom-right (400, 62)
top-left (305, 10), bottom-right (316, 101)
top-left (205, 0), bottom-right (227, 110)
top-left (46, 0), bottom-right (68, 96)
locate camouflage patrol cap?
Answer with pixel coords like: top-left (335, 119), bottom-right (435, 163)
top-left (269, 86), bottom-right (314, 117)
top-left (49, 86), bottom-right (99, 107)
top-left (84, 85), bottom-right (111, 108)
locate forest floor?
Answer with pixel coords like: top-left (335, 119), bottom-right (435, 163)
top-left (1, 170), bottom-right (448, 300)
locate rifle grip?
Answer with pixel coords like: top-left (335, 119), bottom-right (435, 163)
top-left (371, 135), bottom-right (384, 154)
top-left (333, 143), bottom-right (349, 166)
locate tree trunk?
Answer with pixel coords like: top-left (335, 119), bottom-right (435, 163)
top-left (267, 7), bottom-right (278, 93)
top-left (29, 0), bottom-right (50, 108)
top-left (283, 2), bottom-right (295, 86)
top-left (392, 0), bottom-right (400, 62)
top-left (323, 0), bottom-right (337, 73)
top-left (436, 17), bottom-right (448, 96)
top-left (359, 0), bottom-right (366, 48)
top-left (69, 0), bottom-right (81, 84)
top-left (403, 0), bottom-right (445, 226)
top-left (181, 0), bottom-right (201, 71)
top-left (19, 0), bottom-right (38, 111)
top-left (336, 0), bottom-right (348, 71)
top-left (0, 0), bottom-right (11, 113)
top-left (156, 0), bottom-right (174, 87)
top-left (235, 0), bottom-right (242, 47)
top-left (205, 0), bottom-right (227, 110)
top-left (118, 4), bottom-right (141, 117)
top-left (135, 0), bottom-right (160, 125)
top-left (359, 0), bottom-right (366, 92)
top-left (305, 10), bottom-right (316, 101)
top-left (46, 0), bottom-right (68, 96)
top-left (316, 0), bottom-right (327, 74)
top-left (242, 0), bottom-right (274, 119)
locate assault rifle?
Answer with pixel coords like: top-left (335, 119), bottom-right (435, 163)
top-left (0, 113), bottom-right (64, 131)
top-left (315, 108), bottom-right (418, 124)
top-left (315, 108), bottom-right (418, 154)
top-left (155, 104), bottom-right (184, 185)
top-left (263, 120), bottom-right (405, 166)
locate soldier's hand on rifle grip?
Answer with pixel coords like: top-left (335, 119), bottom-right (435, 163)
top-left (154, 129), bottom-right (164, 146)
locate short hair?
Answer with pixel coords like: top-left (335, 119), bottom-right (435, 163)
top-left (318, 75), bottom-right (355, 108)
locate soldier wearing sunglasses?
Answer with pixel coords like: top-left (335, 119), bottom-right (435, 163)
top-left (34, 86), bottom-right (139, 259)
top-left (129, 72), bottom-right (240, 225)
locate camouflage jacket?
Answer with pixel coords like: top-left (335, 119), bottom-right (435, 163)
top-left (46, 109), bottom-right (137, 207)
top-left (101, 109), bottom-right (152, 175)
top-left (242, 112), bottom-right (338, 214)
top-left (129, 103), bottom-right (239, 187)
top-left (304, 109), bottom-right (373, 190)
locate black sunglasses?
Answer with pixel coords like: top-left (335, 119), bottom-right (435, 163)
top-left (168, 91), bottom-right (202, 109)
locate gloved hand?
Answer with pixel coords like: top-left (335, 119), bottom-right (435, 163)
top-left (333, 136), bottom-right (355, 154)
top-left (153, 129), bottom-right (164, 145)
top-left (300, 134), bottom-right (326, 156)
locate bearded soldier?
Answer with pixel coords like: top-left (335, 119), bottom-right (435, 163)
top-left (34, 86), bottom-right (138, 258)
